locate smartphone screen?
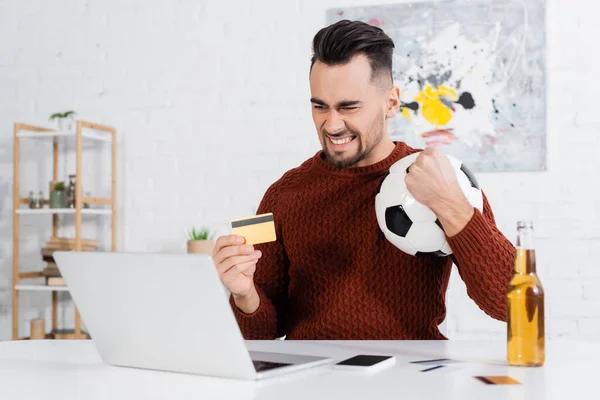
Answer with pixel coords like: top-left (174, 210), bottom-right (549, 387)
top-left (336, 355), bottom-right (394, 367)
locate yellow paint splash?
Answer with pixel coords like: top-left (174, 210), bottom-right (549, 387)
top-left (401, 107), bottom-right (411, 120)
top-left (406, 84), bottom-right (459, 126)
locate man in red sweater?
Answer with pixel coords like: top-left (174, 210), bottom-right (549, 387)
top-left (213, 20), bottom-right (515, 340)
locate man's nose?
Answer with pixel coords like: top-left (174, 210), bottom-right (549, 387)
top-left (323, 111), bottom-right (345, 135)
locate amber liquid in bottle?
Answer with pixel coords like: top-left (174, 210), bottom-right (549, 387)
top-left (507, 221), bottom-right (545, 366)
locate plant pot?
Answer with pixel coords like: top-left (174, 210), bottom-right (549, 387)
top-left (187, 240), bottom-right (214, 255)
top-left (50, 190), bottom-right (66, 208)
top-left (57, 118), bottom-right (73, 133)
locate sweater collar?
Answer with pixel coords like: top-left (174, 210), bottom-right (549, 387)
top-left (311, 141), bottom-right (413, 177)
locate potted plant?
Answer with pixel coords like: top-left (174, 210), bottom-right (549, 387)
top-left (50, 181), bottom-right (66, 208)
top-left (187, 227), bottom-right (215, 255)
top-left (50, 110), bottom-right (77, 133)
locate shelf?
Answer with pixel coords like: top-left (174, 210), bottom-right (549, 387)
top-left (18, 333), bottom-right (55, 340)
top-left (16, 208), bottom-right (112, 215)
top-left (12, 119), bottom-right (116, 341)
top-left (19, 330), bottom-right (90, 340)
top-left (15, 283), bottom-right (69, 292)
top-left (16, 129), bottom-right (112, 142)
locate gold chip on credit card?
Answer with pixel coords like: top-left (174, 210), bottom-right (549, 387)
top-left (231, 213), bottom-right (276, 245)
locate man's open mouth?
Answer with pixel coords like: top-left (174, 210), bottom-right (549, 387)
top-left (328, 135), bottom-right (356, 145)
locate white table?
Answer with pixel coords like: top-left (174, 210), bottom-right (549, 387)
top-left (0, 339), bottom-right (596, 399)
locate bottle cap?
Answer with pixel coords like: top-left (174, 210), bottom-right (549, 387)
top-left (517, 220), bottom-right (533, 229)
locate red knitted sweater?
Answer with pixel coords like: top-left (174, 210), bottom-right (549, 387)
top-left (229, 141), bottom-right (515, 340)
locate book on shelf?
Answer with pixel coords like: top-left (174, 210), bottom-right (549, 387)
top-left (41, 262), bottom-right (61, 278)
top-left (38, 237), bottom-right (100, 284)
top-left (47, 276), bottom-right (65, 286)
top-left (41, 247), bottom-right (56, 257)
top-left (46, 237), bottom-right (99, 249)
top-left (51, 329), bottom-right (90, 340)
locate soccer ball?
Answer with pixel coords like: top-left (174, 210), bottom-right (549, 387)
top-left (375, 152), bottom-right (483, 256)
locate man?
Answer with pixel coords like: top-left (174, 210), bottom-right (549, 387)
top-left (213, 20), bottom-right (515, 340)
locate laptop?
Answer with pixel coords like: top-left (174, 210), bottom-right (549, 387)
top-left (52, 251), bottom-right (331, 380)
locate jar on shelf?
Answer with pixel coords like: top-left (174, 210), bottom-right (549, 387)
top-left (28, 191), bottom-right (41, 209)
top-left (83, 192), bottom-right (91, 209)
top-left (66, 174), bottom-right (76, 208)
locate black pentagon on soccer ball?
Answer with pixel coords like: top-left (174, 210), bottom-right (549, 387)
top-left (435, 219), bottom-right (444, 232)
top-left (385, 205), bottom-right (412, 237)
top-left (460, 163), bottom-right (479, 189)
top-left (416, 250), bottom-right (449, 257)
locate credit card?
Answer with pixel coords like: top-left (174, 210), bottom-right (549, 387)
top-left (474, 376), bottom-right (521, 385)
top-left (231, 213), bottom-right (276, 245)
top-left (420, 365), bottom-right (465, 374)
top-left (410, 358), bottom-right (463, 366)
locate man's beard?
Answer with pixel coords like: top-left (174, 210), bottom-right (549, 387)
top-left (322, 114), bottom-right (385, 169)
top-left (323, 136), bottom-right (366, 169)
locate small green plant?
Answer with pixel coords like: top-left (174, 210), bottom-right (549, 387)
top-left (53, 181), bottom-right (65, 191)
top-left (187, 227), bottom-right (213, 241)
top-left (49, 111), bottom-right (77, 120)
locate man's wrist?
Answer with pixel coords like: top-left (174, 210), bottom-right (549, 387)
top-left (233, 285), bottom-right (260, 315)
top-left (430, 194), bottom-right (474, 237)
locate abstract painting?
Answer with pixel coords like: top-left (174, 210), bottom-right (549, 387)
top-left (326, 0), bottom-right (546, 172)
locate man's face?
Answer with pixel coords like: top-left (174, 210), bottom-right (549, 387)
top-left (309, 54), bottom-right (395, 168)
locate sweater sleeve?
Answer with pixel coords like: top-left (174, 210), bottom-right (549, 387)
top-left (446, 191), bottom-right (515, 322)
top-left (229, 185), bottom-right (290, 340)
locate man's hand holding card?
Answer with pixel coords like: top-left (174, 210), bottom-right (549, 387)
top-left (211, 213), bottom-right (277, 315)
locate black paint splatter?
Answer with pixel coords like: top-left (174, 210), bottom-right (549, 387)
top-left (456, 92), bottom-right (475, 109)
top-left (400, 102), bottom-right (419, 114)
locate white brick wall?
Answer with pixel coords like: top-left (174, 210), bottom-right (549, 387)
top-left (1, 0), bottom-right (599, 342)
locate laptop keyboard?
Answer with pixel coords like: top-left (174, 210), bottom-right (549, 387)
top-left (252, 360), bottom-right (291, 372)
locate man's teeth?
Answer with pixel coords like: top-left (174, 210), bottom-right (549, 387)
top-left (331, 137), bottom-right (353, 145)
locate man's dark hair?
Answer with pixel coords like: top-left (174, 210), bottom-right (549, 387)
top-left (310, 19), bottom-right (395, 84)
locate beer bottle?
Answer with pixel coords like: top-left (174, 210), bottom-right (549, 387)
top-left (507, 220), bottom-right (545, 366)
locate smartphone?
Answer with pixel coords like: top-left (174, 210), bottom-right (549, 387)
top-left (334, 355), bottom-right (396, 373)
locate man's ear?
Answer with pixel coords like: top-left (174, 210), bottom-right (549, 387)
top-left (386, 86), bottom-right (401, 119)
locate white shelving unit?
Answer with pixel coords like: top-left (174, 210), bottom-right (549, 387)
top-left (12, 120), bottom-right (117, 341)
top-left (16, 208), bottom-right (112, 215)
top-left (17, 127), bottom-right (112, 142)
top-left (15, 283), bottom-right (70, 292)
